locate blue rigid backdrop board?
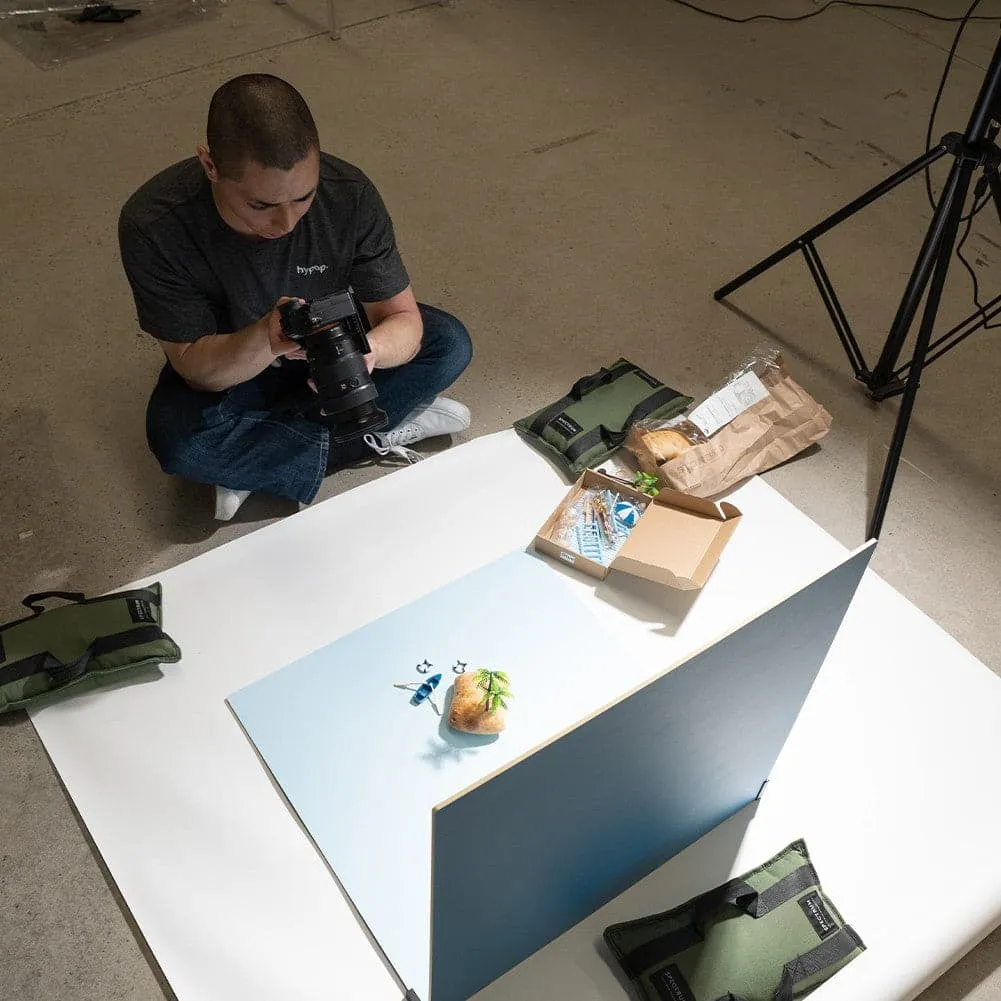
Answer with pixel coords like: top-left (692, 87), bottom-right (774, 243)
top-left (429, 545), bottom-right (874, 1001)
top-left (228, 551), bottom-right (642, 998)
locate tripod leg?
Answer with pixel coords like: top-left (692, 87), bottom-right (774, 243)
top-left (868, 156), bottom-right (984, 392)
top-left (868, 156), bottom-right (977, 539)
top-left (714, 145), bottom-right (949, 301)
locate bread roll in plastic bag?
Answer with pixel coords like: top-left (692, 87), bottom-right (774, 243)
top-left (625, 347), bottom-right (832, 498)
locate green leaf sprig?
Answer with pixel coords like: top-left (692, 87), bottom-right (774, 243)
top-left (633, 471), bottom-right (660, 497)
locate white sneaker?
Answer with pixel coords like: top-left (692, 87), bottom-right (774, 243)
top-left (214, 486), bottom-right (251, 521)
top-left (363, 397), bottom-right (471, 464)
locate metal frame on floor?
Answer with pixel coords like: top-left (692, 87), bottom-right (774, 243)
top-left (274, 0), bottom-right (452, 40)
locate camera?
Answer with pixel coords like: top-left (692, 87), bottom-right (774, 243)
top-left (278, 290), bottom-right (388, 443)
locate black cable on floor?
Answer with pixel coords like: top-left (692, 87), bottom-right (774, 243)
top-left (666, 2), bottom-right (993, 209)
top-left (664, 0), bottom-right (1000, 25)
top-left (671, 0), bottom-right (1001, 325)
top-left (955, 182), bottom-right (1001, 328)
top-left (924, 0), bottom-right (985, 211)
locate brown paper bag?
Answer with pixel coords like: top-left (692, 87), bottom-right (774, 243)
top-left (626, 357), bottom-right (832, 498)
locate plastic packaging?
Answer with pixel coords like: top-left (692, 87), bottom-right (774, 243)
top-left (627, 414), bottom-right (707, 464)
top-left (632, 346), bottom-right (782, 448)
top-left (0, 0), bottom-right (223, 68)
top-left (715, 344), bottom-right (783, 388)
top-left (553, 486), bottom-right (648, 567)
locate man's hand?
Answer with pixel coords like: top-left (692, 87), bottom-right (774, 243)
top-left (360, 287), bottom-right (422, 369)
top-left (157, 296), bottom-right (309, 393)
top-left (267, 297), bottom-right (308, 361)
top-left (302, 290), bottom-right (421, 389)
top-left (305, 298), bottom-right (407, 395)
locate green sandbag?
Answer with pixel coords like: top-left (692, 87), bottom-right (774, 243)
top-left (604, 840), bottom-right (865, 1001)
top-left (514, 358), bottom-right (692, 476)
top-left (0, 583), bottom-right (181, 714)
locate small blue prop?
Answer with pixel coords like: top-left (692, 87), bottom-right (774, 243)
top-left (411, 673), bottom-right (442, 706)
top-left (394, 673), bottom-right (443, 715)
top-left (614, 500), bottom-right (641, 529)
top-left (575, 521), bottom-right (604, 562)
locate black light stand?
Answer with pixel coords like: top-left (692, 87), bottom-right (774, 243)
top-left (714, 36), bottom-right (1001, 540)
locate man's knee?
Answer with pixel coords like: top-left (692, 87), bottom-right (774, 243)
top-left (147, 417), bottom-right (209, 479)
top-left (417, 303), bottom-right (473, 383)
top-left (147, 394), bottom-right (225, 481)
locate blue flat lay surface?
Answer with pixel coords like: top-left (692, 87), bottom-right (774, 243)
top-left (228, 551), bottom-right (635, 997)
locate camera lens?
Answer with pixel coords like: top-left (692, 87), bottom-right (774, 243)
top-left (306, 325), bottom-right (388, 442)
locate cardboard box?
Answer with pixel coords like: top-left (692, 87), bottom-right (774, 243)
top-left (534, 470), bottom-right (742, 590)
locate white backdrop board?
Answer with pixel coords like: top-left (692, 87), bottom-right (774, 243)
top-left (24, 431), bottom-right (1001, 1001)
top-left (430, 545), bottom-right (873, 1001)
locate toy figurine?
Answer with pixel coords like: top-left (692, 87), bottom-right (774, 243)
top-left (394, 673), bottom-right (443, 715)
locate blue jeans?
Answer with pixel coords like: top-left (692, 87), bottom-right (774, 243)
top-left (146, 304), bottom-right (472, 504)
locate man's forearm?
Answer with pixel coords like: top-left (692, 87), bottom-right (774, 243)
top-left (367, 309), bottom-right (423, 369)
top-left (171, 318), bottom-right (274, 392)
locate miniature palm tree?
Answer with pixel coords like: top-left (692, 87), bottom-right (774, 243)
top-left (449, 668), bottom-right (514, 734)
top-left (475, 669), bottom-right (513, 713)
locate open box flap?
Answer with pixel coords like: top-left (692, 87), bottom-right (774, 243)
top-left (652, 484), bottom-right (742, 522)
top-left (612, 502), bottom-right (742, 589)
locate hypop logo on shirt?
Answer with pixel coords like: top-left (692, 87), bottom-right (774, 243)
top-left (296, 264), bottom-right (328, 275)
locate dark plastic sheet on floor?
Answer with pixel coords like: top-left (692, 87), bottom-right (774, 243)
top-left (0, 0), bottom-right (223, 68)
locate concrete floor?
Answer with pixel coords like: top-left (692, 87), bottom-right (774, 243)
top-left (1, 0), bottom-right (1000, 997)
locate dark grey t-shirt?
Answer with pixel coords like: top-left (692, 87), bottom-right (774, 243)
top-left (118, 153), bottom-right (410, 343)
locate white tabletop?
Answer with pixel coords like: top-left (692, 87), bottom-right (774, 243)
top-left (29, 430), bottom-right (1001, 1001)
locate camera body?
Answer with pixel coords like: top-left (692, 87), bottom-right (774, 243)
top-left (278, 290), bottom-right (389, 443)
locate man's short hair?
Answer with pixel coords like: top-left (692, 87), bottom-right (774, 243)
top-left (207, 74), bottom-right (319, 178)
